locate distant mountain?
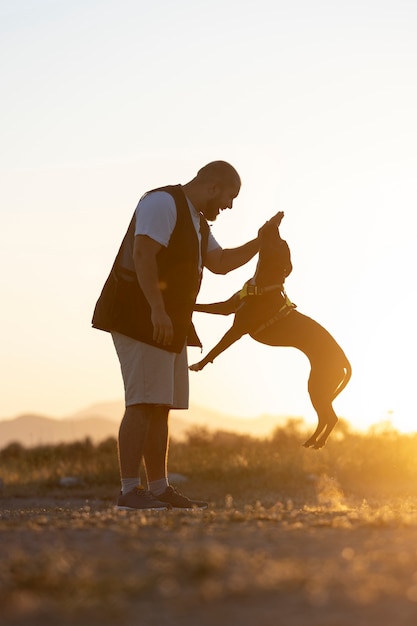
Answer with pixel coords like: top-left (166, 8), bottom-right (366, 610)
top-left (0, 414), bottom-right (118, 449)
top-left (68, 400), bottom-right (124, 422)
top-left (174, 404), bottom-right (290, 438)
top-left (0, 403), bottom-right (296, 449)
top-left (67, 400), bottom-right (290, 436)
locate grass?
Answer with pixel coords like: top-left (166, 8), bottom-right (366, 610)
top-left (2, 418), bottom-right (417, 503)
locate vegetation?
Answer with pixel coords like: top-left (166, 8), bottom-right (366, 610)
top-left (2, 418), bottom-right (417, 504)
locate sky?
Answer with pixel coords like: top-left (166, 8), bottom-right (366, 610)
top-left (1, 0), bottom-right (416, 433)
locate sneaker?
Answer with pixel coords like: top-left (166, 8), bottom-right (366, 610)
top-left (155, 485), bottom-right (208, 510)
top-left (116, 487), bottom-right (171, 511)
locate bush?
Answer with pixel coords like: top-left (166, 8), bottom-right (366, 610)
top-left (2, 424), bottom-right (417, 502)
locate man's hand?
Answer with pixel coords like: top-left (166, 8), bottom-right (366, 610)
top-left (151, 308), bottom-right (173, 346)
top-left (258, 211), bottom-right (284, 236)
top-left (269, 210), bottom-right (284, 226)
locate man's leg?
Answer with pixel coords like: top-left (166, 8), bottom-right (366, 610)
top-left (118, 404), bottom-right (151, 491)
top-left (144, 406), bottom-right (208, 510)
top-left (143, 405), bottom-right (171, 496)
top-left (112, 333), bottom-right (173, 510)
top-left (143, 405), bottom-right (169, 484)
top-left (116, 403), bottom-right (170, 510)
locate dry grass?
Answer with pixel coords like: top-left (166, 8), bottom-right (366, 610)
top-left (2, 421), bottom-right (417, 625)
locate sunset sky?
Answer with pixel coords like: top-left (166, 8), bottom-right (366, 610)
top-left (1, 0), bottom-right (416, 433)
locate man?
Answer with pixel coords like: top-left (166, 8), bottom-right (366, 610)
top-left (92, 161), bottom-right (265, 510)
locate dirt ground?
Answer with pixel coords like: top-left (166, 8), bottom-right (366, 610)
top-left (2, 495), bottom-right (417, 626)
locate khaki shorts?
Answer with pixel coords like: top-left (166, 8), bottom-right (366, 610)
top-left (111, 332), bottom-right (189, 409)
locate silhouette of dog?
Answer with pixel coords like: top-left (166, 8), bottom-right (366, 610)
top-left (190, 211), bottom-right (351, 449)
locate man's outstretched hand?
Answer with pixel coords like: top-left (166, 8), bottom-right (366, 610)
top-left (258, 210), bottom-right (284, 236)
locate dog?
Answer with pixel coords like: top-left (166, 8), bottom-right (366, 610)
top-left (189, 211), bottom-right (351, 449)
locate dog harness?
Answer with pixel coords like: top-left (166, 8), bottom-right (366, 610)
top-left (237, 281), bottom-right (297, 335)
top-left (238, 280), bottom-right (295, 306)
top-left (238, 281), bottom-right (285, 298)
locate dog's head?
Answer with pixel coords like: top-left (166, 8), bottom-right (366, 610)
top-left (254, 216), bottom-right (292, 287)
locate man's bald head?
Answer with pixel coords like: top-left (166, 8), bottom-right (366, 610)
top-left (195, 161), bottom-right (241, 190)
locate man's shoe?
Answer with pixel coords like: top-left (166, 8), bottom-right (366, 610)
top-left (155, 485), bottom-right (208, 510)
top-left (116, 487), bottom-right (171, 511)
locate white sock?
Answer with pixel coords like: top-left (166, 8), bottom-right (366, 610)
top-left (121, 477), bottom-right (140, 495)
top-left (149, 478), bottom-right (169, 496)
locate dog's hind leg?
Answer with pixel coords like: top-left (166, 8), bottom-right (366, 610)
top-left (302, 399), bottom-right (338, 449)
top-left (253, 310), bottom-right (351, 449)
top-left (302, 360), bottom-right (350, 449)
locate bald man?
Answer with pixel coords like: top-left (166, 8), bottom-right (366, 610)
top-left (93, 161), bottom-right (266, 510)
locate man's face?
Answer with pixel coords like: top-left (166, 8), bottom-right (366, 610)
top-left (202, 182), bottom-right (240, 222)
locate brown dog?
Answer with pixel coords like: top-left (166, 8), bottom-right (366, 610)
top-left (190, 211), bottom-right (351, 449)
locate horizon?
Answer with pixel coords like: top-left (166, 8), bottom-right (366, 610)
top-left (1, 398), bottom-right (416, 438)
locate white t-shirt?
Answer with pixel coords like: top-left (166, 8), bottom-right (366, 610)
top-left (135, 191), bottom-right (221, 272)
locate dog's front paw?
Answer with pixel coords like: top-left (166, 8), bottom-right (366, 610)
top-left (189, 362), bottom-right (203, 372)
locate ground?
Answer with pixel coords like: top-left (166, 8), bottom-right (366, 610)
top-left (2, 494), bottom-right (417, 626)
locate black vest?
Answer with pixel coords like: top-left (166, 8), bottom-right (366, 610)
top-left (92, 185), bottom-right (209, 352)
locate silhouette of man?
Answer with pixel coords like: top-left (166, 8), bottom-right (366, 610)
top-left (92, 161), bottom-right (268, 510)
